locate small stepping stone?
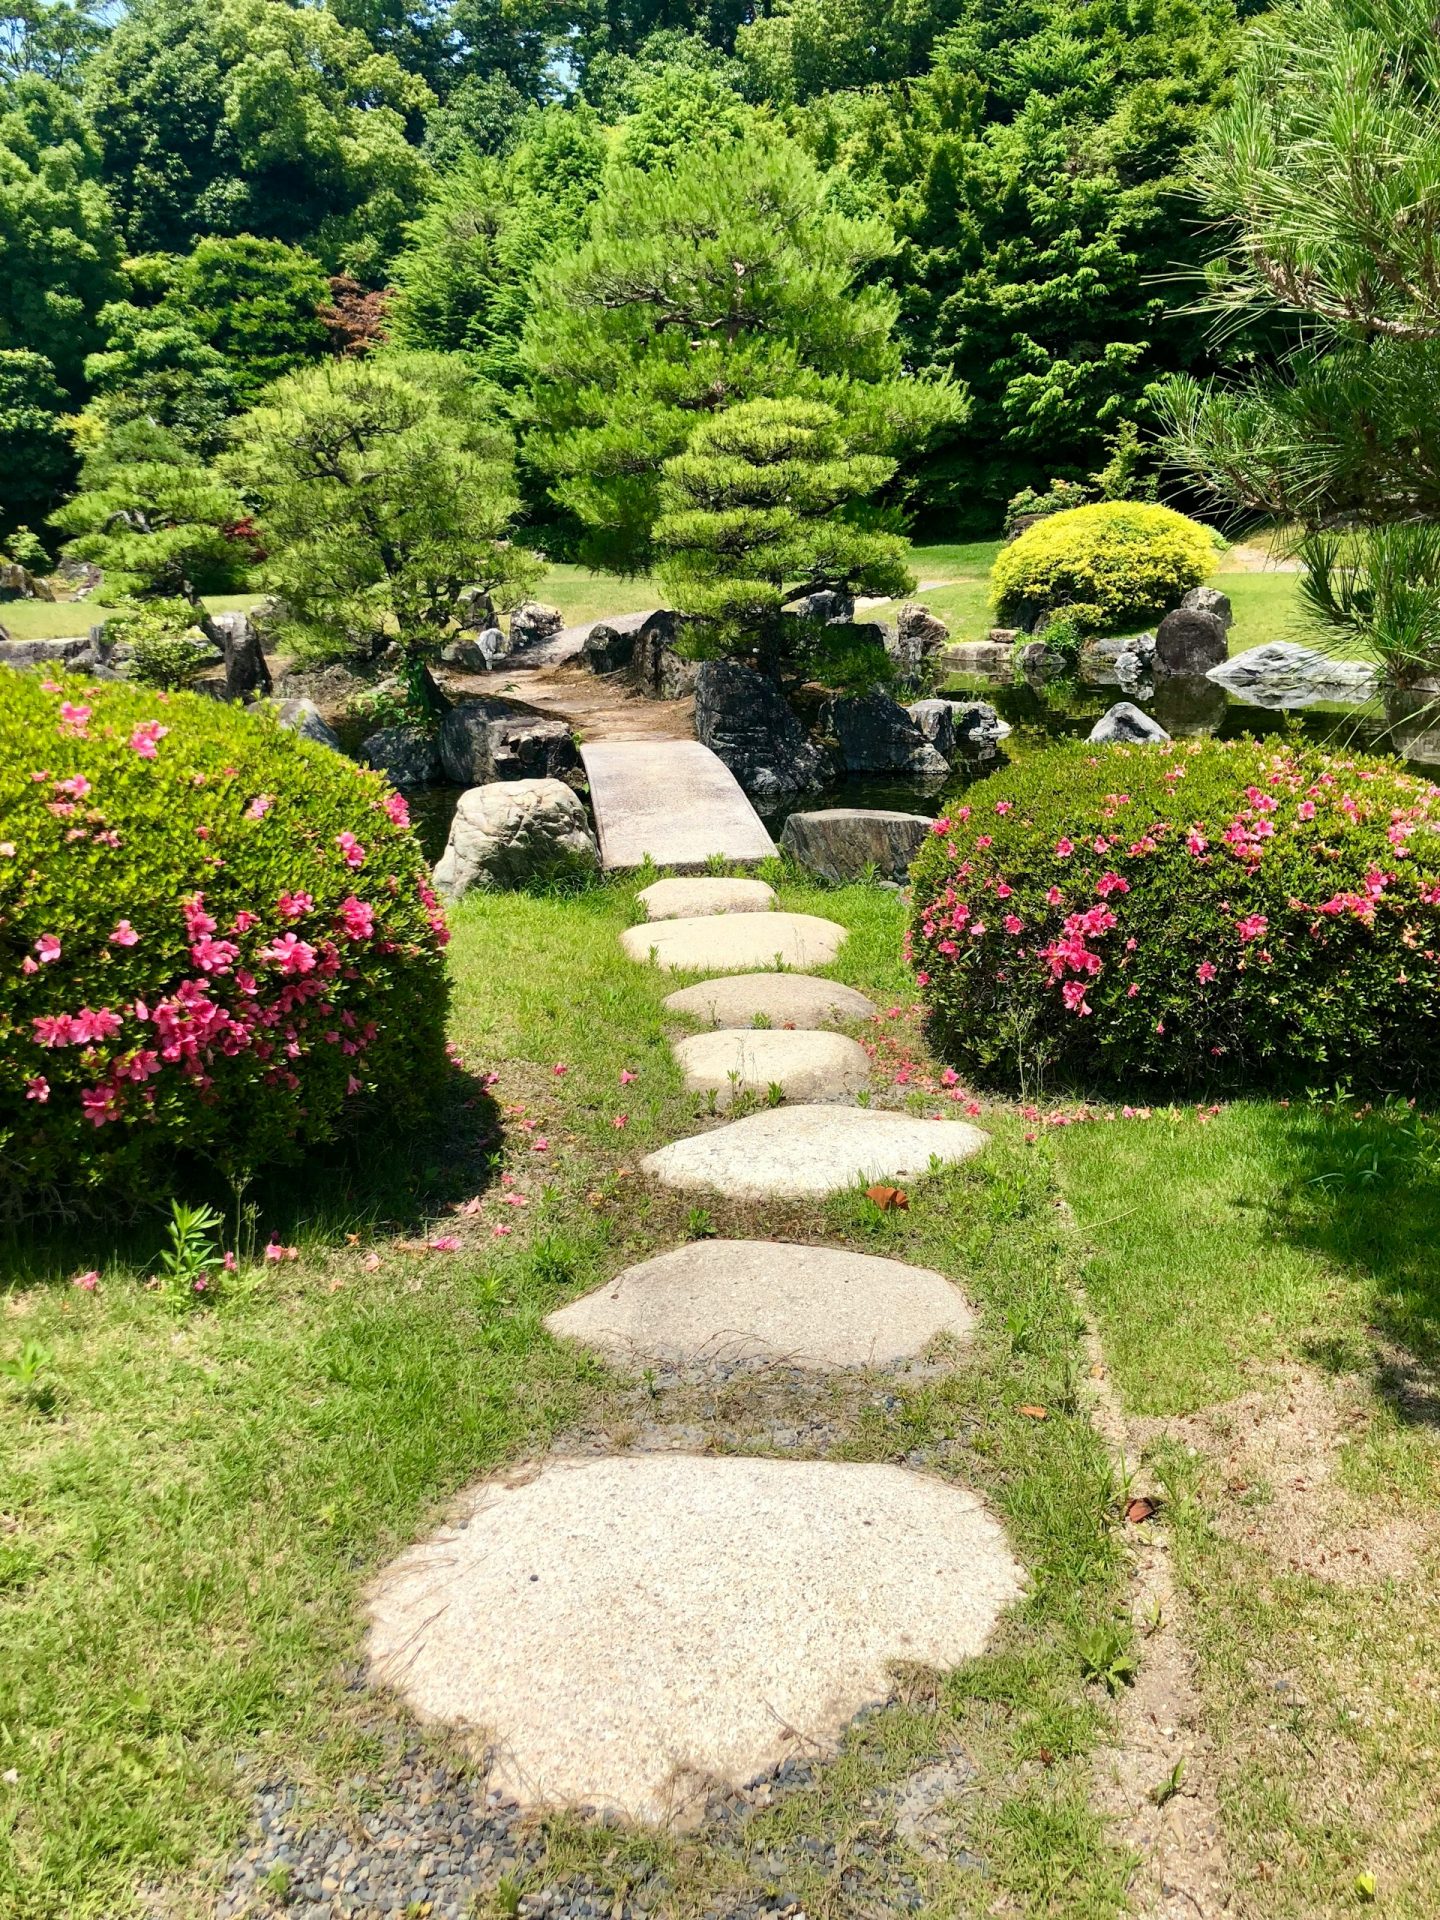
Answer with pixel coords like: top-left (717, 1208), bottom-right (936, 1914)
top-left (672, 1028), bottom-right (870, 1106)
top-left (637, 876), bottom-right (776, 921)
top-left (546, 1239), bottom-right (975, 1368)
top-left (641, 1104), bottom-right (988, 1199)
top-left (366, 1453), bottom-right (1022, 1823)
top-left (664, 972), bottom-right (878, 1030)
top-left (620, 911), bottom-right (845, 974)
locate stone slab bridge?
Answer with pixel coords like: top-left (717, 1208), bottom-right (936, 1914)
top-left (579, 739), bottom-right (778, 872)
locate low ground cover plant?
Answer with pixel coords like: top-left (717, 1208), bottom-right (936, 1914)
top-left (990, 501), bottom-right (1217, 632)
top-left (0, 671), bottom-right (450, 1214)
top-left (910, 736), bottom-right (1440, 1090)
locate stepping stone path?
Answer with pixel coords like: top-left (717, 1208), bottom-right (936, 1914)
top-left (643, 1102), bottom-right (989, 1198)
top-left (664, 970), bottom-right (879, 1028)
top-left (673, 1027), bottom-right (870, 1105)
top-left (363, 876), bottom-right (1010, 1851)
top-left (366, 1454), bottom-right (1022, 1824)
top-left (621, 910), bottom-right (847, 973)
top-left (545, 1239), bottom-right (976, 1368)
top-left (637, 875), bottom-right (776, 920)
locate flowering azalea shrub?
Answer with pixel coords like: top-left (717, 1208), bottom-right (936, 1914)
top-left (0, 671), bottom-right (450, 1214)
top-left (990, 502), bottom-right (1218, 632)
top-left (908, 738), bottom-right (1440, 1091)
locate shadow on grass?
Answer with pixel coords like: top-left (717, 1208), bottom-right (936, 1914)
top-left (0, 1066), bottom-right (502, 1291)
top-left (1265, 1099), bottom-right (1440, 1427)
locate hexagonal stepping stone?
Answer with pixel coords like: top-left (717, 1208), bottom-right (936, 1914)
top-left (366, 1453), bottom-right (1022, 1823)
top-left (641, 1104), bottom-right (988, 1199)
top-left (664, 972), bottom-right (878, 1030)
top-left (673, 1028), bottom-right (870, 1106)
top-left (545, 1239), bottom-right (975, 1368)
top-left (637, 876), bottom-right (776, 921)
top-left (620, 911), bottom-right (846, 974)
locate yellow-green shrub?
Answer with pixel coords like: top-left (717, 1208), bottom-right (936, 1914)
top-left (990, 502), bottom-right (1218, 632)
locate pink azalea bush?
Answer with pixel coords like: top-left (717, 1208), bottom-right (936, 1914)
top-left (909, 738), bottom-right (1440, 1091)
top-left (1, 672), bottom-right (450, 1214)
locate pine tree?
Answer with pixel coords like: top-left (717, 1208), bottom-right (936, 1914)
top-left (656, 397), bottom-right (914, 679)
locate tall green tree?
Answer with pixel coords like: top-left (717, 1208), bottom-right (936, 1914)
top-left (519, 133), bottom-right (964, 572)
top-left (0, 347), bottom-right (72, 535)
top-left (789, 0), bottom-right (1239, 525)
top-left (0, 1), bottom-right (107, 87)
top-left (656, 396), bottom-right (916, 677)
top-left (0, 74), bottom-right (121, 393)
top-left (224, 352), bottom-right (541, 703)
top-left (389, 106), bottom-right (605, 384)
top-left (82, 0), bottom-right (432, 277)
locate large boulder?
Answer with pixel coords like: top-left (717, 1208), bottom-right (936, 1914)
top-left (694, 659), bottom-right (832, 801)
top-left (442, 627), bottom-right (505, 671)
top-left (824, 691), bottom-right (950, 775)
top-left (1015, 639), bottom-right (1067, 680)
top-left (438, 701), bottom-right (498, 785)
top-left (1154, 606), bottom-right (1227, 677)
top-left (1088, 701), bottom-right (1171, 744)
top-left (889, 603), bottom-right (950, 691)
top-left (1180, 585), bottom-right (1233, 631)
top-left (786, 588), bottom-right (854, 624)
top-left (490, 715), bottom-right (579, 782)
top-left (0, 560), bottom-right (54, 601)
top-left (1206, 641), bottom-right (1378, 708)
top-left (361, 724), bottom-right (441, 788)
top-left (942, 639), bottom-right (1014, 675)
top-left (780, 808), bottom-right (932, 884)
top-left (455, 585), bottom-right (495, 629)
top-left (1079, 631), bottom-right (1155, 687)
top-left (0, 634), bottom-right (93, 672)
top-left (907, 698), bottom-right (1011, 757)
top-left (584, 620), bottom-right (637, 674)
top-left (249, 695), bottom-right (344, 752)
top-left (433, 778), bottom-right (599, 895)
top-left (276, 659), bottom-right (373, 708)
top-left (508, 601), bottom-right (565, 650)
top-left (210, 609), bottom-right (272, 701)
top-left (630, 610), bottom-right (698, 699)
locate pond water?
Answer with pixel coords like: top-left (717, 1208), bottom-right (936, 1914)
top-left (403, 671), bottom-right (1440, 864)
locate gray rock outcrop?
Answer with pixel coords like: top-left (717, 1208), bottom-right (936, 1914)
top-left (361, 724), bottom-right (442, 788)
top-left (508, 602), bottom-right (565, 650)
top-left (906, 698), bottom-right (1009, 758)
top-left (433, 778), bottom-right (599, 895)
top-left (438, 701), bottom-right (497, 784)
top-left (630, 610), bottom-right (699, 699)
top-left (780, 808), bottom-right (933, 883)
top-left (1206, 641), bottom-right (1378, 708)
top-left (888, 603), bottom-right (950, 692)
top-left (249, 696), bottom-right (344, 752)
top-left (1180, 585), bottom-right (1233, 631)
top-left (1088, 701), bottom-right (1171, 744)
top-left (824, 691), bottom-right (950, 775)
top-left (1154, 606), bottom-right (1227, 677)
top-left (209, 609), bottom-right (272, 701)
top-left (694, 659), bottom-right (832, 801)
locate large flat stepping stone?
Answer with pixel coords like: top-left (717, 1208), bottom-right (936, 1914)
top-left (580, 740), bottom-right (777, 871)
top-left (637, 876), bottom-right (775, 921)
top-left (366, 1454), bottom-right (1022, 1823)
top-left (545, 1239), bottom-right (975, 1368)
top-left (673, 1028), bottom-right (870, 1106)
top-left (621, 911), bottom-right (846, 974)
top-left (664, 972), bottom-right (878, 1030)
top-left (641, 1104), bottom-right (988, 1198)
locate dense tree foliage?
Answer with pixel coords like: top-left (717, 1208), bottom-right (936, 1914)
top-left (224, 353), bottom-right (540, 697)
top-left (0, 347), bottom-right (72, 534)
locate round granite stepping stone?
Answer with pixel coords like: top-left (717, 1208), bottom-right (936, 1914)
top-left (366, 1453), bottom-right (1022, 1824)
top-left (637, 876), bottom-right (776, 921)
top-left (545, 1239), bottom-right (975, 1368)
top-left (664, 972), bottom-right (878, 1030)
top-left (620, 911), bottom-right (846, 974)
top-left (641, 1103), bottom-right (987, 1198)
top-left (672, 1028), bottom-right (869, 1106)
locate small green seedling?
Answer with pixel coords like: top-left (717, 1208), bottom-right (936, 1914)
top-left (1077, 1622), bottom-right (1138, 1695)
top-left (1150, 1759), bottom-right (1185, 1807)
top-left (766, 1080), bottom-right (785, 1107)
top-left (685, 1207), bottom-right (716, 1239)
top-left (2, 1338), bottom-right (55, 1408)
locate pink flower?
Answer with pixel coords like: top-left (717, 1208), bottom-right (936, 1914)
top-left (263, 1240), bottom-right (299, 1262)
top-left (1235, 913), bottom-right (1268, 943)
top-left (347, 1074), bottom-right (363, 1095)
top-left (0, 843), bottom-right (13, 858)
top-left (128, 721), bottom-right (169, 759)
top-left (80, 1085), bottom-right (122, 1127)
top-left (244, 794), bottom-right (274, 821)
top-left (56, 774), bottom-right (91, 798)
top-left (1054, 838), bottom-right (1075, 858)
top-left (58, 701), bottom-right (91, 737)
top-left (109, 920), bottom-right (139, 946)
top-left (362, 1251), bottom-right (382, 1271)
top-left (619, 1067), bottom-right (637, 1085)
top-left (1196, 961), bottom-right (1217, 983)
top-left (337, 896), bottom-right (375, 941)
top-left (491, 1223), bottom-right (513, 1238)
top-left (1297, 800), bottom-right (1316, 821)
top-left (278, 890), bottom-right (313, 920)
top-left (553, 1062), bottom-right (569, 1077)
top-left (428, 1235), bottom-right (461, 1252)
top-left (25, 1076), bottom-right (49, 1102)
top-left (260, 932), bottom-right (317, 974)
top-left (1126, 982), bottom-right (1139, 997)
top-left (531, 1136), bottom-right (549, 1152)
top-left (1095, 871), bottom-right (1129, 897)
top-left (72, 1269), bottom-right (99, 1293)
top-left (384, 792), bottom-right (410, 827)
top-left (191, 936), bottom-right (239, 974)
top-left (1046, 886), bottom-right (1064, 906)
top-left (34, 934), bottom-right (61, 964)
top-left (1061, 980), bottom-right (1092, 1015)
top-left (612, 1112), bottom-right (629, 1129)
top-left (335, 831), bottom-right (365, 869)
top-left (500, 1191), bottom-right (529, 1207)
top-left (995, 800), bottom-right (1013, 814)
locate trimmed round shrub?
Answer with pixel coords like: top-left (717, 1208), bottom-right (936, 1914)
top-left (0, 671), bottom-right (450, 1214)
top-left (909, 738), bottom-right (1440, 1092)
top-left (990, 502), bottom-right (1218, 632)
